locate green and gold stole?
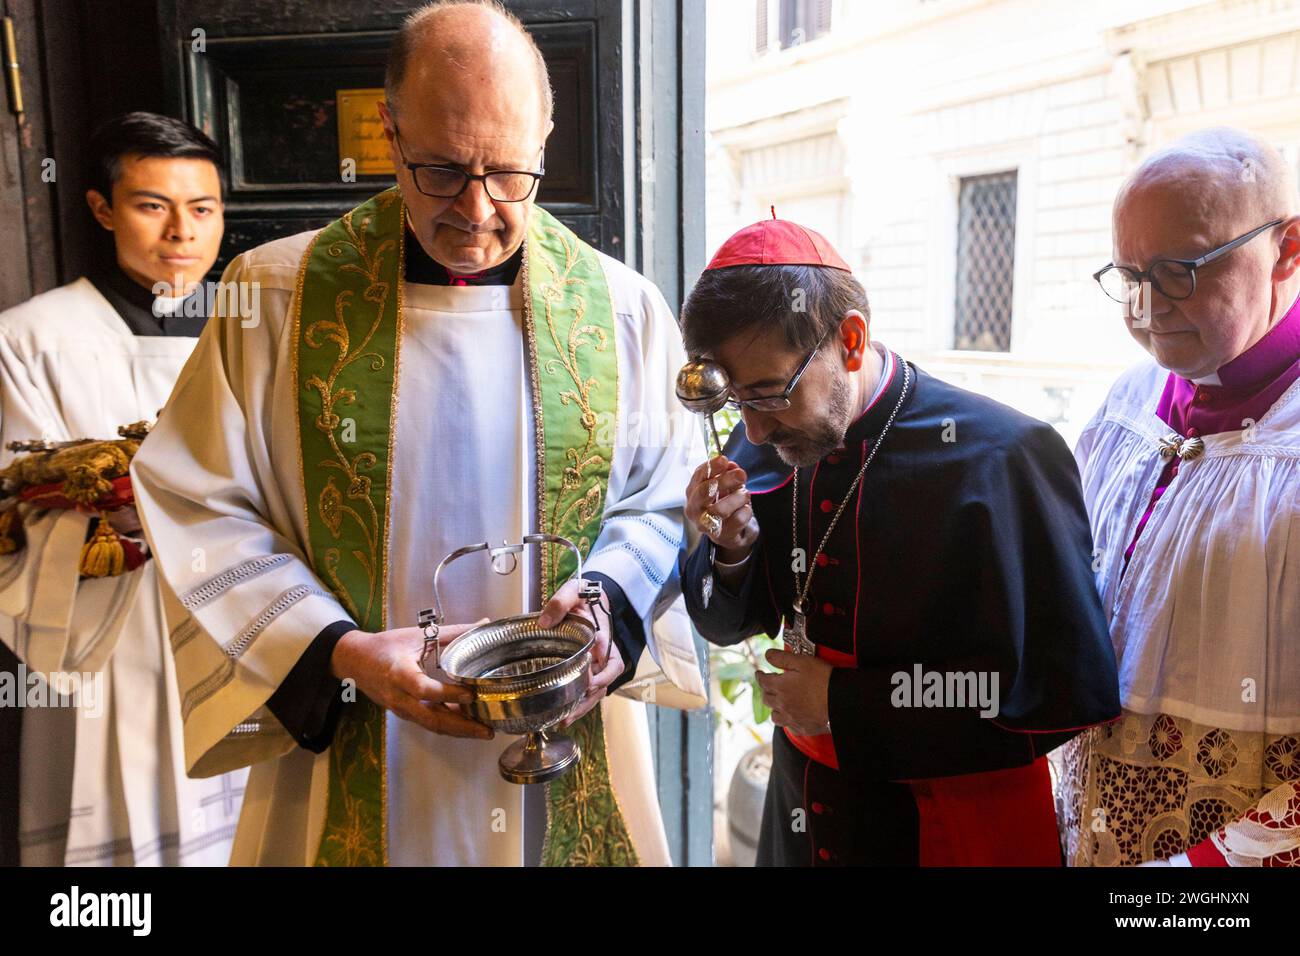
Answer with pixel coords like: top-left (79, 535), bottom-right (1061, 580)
top-left (292, 187), bottom-right (638, 866)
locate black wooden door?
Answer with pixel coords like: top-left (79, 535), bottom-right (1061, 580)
top-left (156, 0), bottom-right (628, 274)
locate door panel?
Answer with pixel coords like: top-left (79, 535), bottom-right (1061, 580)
top-left (159, 0), bottom-right (626, 272)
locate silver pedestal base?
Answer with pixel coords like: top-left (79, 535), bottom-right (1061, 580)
top-left (499, 731), bottom-right (581, 784)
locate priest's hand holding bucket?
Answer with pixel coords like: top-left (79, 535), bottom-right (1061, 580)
top-left (538, 576), bottom-right (623, 727)
top-left (330, 623), bottom-right (496, 739)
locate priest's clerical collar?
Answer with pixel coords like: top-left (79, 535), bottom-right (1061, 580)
top-left (89, 263), bottom-right (207, 337)
top-left (404, 226), bottom-right (523, 286)
top-left (1193, 290), bottom-right (1300, 395)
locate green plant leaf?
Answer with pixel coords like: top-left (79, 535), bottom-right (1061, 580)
top-left (751, 679), bottom-right (772, 725)
top-left (719, 678), bottom-right (742, 704)
top-left (713, 660), bottom-right (754, 682)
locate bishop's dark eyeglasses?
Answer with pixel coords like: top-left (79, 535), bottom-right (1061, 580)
top-left (393, 124), bottom-right (545, 203)
top-left (725, 330), bottom-right (830, 412)
top-left (1093, 218), bottom-right (1284, 304)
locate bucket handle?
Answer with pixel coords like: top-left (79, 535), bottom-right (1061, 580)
top-left (418, 534), bottom-right (602, 673)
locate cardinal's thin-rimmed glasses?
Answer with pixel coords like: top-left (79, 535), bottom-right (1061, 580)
top-left (725, 330), bottom-right (831, 412)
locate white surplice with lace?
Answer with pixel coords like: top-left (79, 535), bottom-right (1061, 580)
top-left (1061, 360), bottom-right (1300, 866)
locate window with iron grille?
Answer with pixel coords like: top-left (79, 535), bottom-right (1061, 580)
top-left (759, 0), bottom-right (830, 50)
top-left (756, 0), bottom-right (769, 54)
top-left (954, 171), bottom-right (1017, 352)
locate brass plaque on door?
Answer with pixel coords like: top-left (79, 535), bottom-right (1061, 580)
top-left (337, 88), bottom-right (394, 176)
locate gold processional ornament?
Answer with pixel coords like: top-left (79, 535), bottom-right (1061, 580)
top-left (0, 420), bottom-right (154, 576)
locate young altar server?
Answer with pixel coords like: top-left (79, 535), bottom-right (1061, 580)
top-left (679, 216), bottom-right (1121, 866)
top-left (1062, 127), bottom-right (1300, 867)
top-left (0, 111), bottom-right (246, 864)
top-left (130, 0), bottom-right (705, 866)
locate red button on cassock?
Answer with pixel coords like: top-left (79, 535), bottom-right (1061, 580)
top-left (826, 455), bottom-right (841, 465)
top-left (818, 848), bottom-right (832, 862)
top-left (820, 500), bottom-right (833, 513)
top-left (822, 603), bottom-right (835, 617)
top-left (816, 554), bottom-right (829, 568)
top-left (811, 802), bottom-right (825, 815)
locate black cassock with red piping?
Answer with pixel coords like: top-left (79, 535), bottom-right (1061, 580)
top-left (682, 354), bottom-right (1121, 866)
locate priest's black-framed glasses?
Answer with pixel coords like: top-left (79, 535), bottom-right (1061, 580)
top-left (1093, 218), bottom-right (1284, 304)
top-left (393, 124), bottom-right (546, 202)
top-left (725, 329), bottom-right (831, 412)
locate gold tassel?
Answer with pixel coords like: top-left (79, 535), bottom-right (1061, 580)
top-left (80, 514), bottom-right (125, 577)
top-left (63, 463), bottom-right (114, 507)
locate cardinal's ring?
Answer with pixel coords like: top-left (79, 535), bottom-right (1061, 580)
top-left (702, 511), bottom-right (723, 537)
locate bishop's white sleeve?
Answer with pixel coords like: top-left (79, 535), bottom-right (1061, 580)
top-left (580, 263), bottom-right (706, 687)
top-left (1071, 386), bottom-right (1112, 479)
top-left (131, 250), bottom-right (355, 778)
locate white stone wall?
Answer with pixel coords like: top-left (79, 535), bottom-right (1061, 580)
top-left (705, 0), bottom-right (1300, 444)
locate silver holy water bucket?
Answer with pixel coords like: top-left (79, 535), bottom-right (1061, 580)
top-left (418, 534), bottom-right (603, 785)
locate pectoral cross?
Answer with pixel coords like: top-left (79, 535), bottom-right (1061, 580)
top-left (784, 603), bottom-right (815, 656)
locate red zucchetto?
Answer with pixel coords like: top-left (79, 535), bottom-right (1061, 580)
top-left (704, 209), bottom-right (851, 272)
